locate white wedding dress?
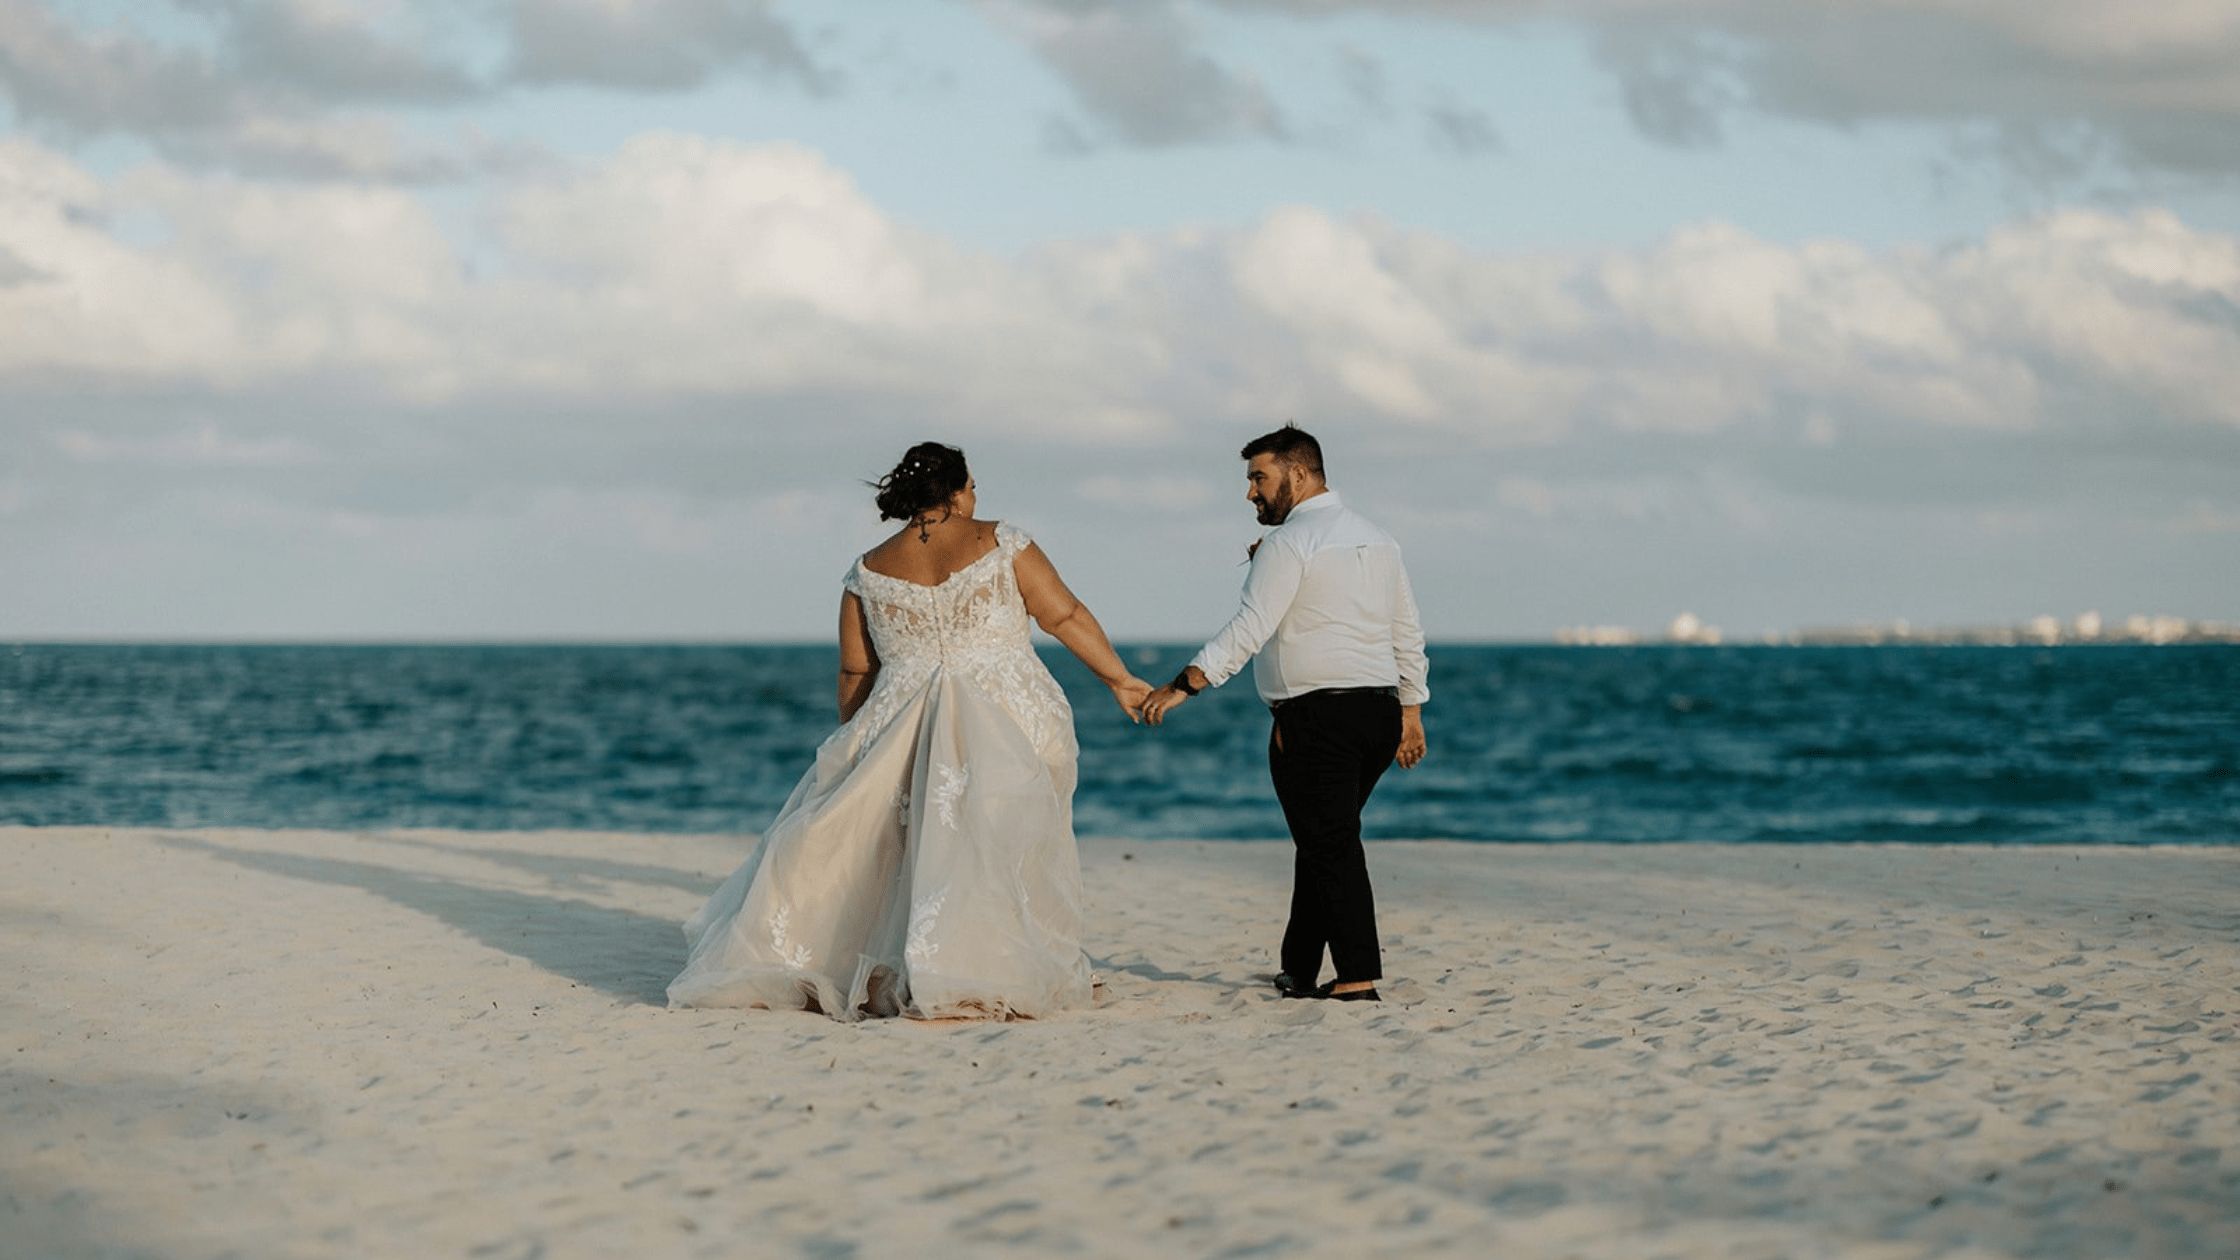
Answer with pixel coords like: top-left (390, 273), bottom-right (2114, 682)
top-left (667, 523), bottom-right (1094, 1020)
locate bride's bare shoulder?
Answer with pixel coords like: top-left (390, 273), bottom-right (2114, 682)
top-left (861, 529), bottom-right (911, 563)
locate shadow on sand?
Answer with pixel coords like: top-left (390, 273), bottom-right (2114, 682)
top-left (151, 833), bottom-right (684, 1005)
top-left (360, 830), bottom-right (728, 896)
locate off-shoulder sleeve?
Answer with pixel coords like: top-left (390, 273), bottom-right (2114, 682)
top-left (840, 557), bottom-right (866, 599)
top-left (995, 521), bottom-right (1033, 558)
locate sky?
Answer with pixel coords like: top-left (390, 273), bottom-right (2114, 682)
top-left (2, 0), bottom-right (2237, 644)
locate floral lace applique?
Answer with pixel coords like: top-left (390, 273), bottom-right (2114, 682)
top-left (906, 891), bottom-right (945, 964)
top-left (933, 763), bottom-right (971, 829)
top-left (769, 905), bottom-right (811, 969)
top-left (843, 523), bottom-right (1075, 770)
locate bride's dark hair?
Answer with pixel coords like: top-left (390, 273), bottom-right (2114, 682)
top-left (872, 442), bottom-right (970, 522)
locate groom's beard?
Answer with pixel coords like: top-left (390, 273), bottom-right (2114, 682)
top-left (1253, 481), bottom-right (1295, 526)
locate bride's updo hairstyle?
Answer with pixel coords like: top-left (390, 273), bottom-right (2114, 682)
top-left (872, 442), bottom-right (970, 522)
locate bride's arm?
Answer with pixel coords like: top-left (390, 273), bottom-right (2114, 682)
top-left (837, 591), bottom-right (879, 722)
top-left (1014, 542), bottom-right (1149, 721)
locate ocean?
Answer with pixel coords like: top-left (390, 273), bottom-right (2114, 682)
top-left (3, 643), bottom-right (2235, 845)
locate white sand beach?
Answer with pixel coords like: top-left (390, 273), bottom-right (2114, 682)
top-left (4, 826), bottom-right (2237, 1259)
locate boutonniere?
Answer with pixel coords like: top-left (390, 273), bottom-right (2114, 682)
top-left (1244, 538), bottom-right (1261, 564)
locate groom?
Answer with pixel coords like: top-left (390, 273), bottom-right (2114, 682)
top-left (1141, 425), bottom-right (1429, 1002)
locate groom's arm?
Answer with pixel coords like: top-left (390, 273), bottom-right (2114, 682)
top-left (1189, 533), bottom-right (1304, 691)
top-left (1391, 558), bottom-right (1429, 768)
top-left (1143, 539), bottom-right (1301, 724)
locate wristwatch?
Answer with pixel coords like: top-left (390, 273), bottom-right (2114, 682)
top-left (1170, 669), bottom-right (1201, 696)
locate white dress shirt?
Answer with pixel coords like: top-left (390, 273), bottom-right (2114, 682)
top-left (1189, 491), bottom-right (1430, 708)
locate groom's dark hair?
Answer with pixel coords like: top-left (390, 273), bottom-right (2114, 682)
top-left (1241, 424), bottom-right (1323, 479)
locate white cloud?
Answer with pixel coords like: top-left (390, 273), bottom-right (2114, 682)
top-left (0, 0), bottom-right (494, 180)
top-left (0, 0), bottom-right (246, 136)
top-left (0, 0), bottom-right (830, 181)
top-left (1423, 97), bottom-right (1501, 157)
top-left (12, 1), bottom-right (2239, 188)
top-left (978, 0), bottom-right (1286, 149)
top-left (3, 130), bottom-right (2237, 638)
top-left (487, 135), bottom-right (933, 326)
top-left (6, 5), bottom-right (2235, 638)
top-left (167, 112), bottom-right (492, 183)
top-left (1492, 474), bottom-right (1713, 525)
top-left (1582, 1), bottom-right (2240, 179)
top-left (0, 138), bottom-right (466, 382)
top-left (7, 132), bottom-right (2239, 450)
top-left (222, 0), bottom-right (479, 102)
top-left (504, 0), bottom-right (832, 94)
top-left (50, 423), bottom-right (314, 466)
top-left (192, 487), bottom-right (384, 540)
top-left (2176, 503), bottom-right (2240, 534)
top-left (982, 1), bottom-right (2240, 179)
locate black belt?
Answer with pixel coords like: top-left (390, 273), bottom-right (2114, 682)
top-left (1269, 685), bottom-right (1397, 712)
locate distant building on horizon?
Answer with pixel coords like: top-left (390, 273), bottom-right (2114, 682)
top-left (1791, 613), bottom-right (2239, 647)
top-left (1554, 610), bottom-right (2240, 646)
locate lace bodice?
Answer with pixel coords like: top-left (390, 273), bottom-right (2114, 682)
top-left (671, 516), bottom-right (1092, 1020)
top-left (840, 523), bottom-right (1075, 762)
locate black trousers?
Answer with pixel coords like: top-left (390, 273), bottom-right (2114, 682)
top-left (1268, 688), bottom-right (1402, 985)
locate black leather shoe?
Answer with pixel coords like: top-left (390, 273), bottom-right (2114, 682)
top-left (1316, 982), bottom-right (1381, 1002)
top-left (1272, 973), bottom-right (1317, 999)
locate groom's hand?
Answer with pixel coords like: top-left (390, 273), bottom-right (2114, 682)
top-left (1143, 666), bottom-right (1206, 725)
top-left (1141, 685), bottom-right (1189, 725)
top-left (1396, 705), bottom-right (1427, 769)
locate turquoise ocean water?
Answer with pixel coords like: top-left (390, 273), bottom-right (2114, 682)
top-left (3, 643), bottom-right (2235, 844)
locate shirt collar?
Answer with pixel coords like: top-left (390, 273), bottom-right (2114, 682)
top-left (1285, 490), bottom-right (1341, 520)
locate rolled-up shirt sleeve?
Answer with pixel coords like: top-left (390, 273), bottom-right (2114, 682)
top-left (1189, 535), bottom-right (1304, 689)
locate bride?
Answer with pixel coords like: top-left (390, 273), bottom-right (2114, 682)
top-left (667, 442), bottom-right (1151, 1020)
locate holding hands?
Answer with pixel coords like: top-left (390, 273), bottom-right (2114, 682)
top-left (1110, 675), bottom-right (1154, 723)
top-left (1139, 666), bottom-right (1204, 726)
top-left (1141, 667), bottom-right (1429, 773)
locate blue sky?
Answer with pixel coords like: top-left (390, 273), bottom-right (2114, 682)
top-left (3, 0), bottom-right (2238, 642)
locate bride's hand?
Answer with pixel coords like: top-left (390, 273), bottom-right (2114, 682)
top-left (1110, 676), bottom-right (1153, 723)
